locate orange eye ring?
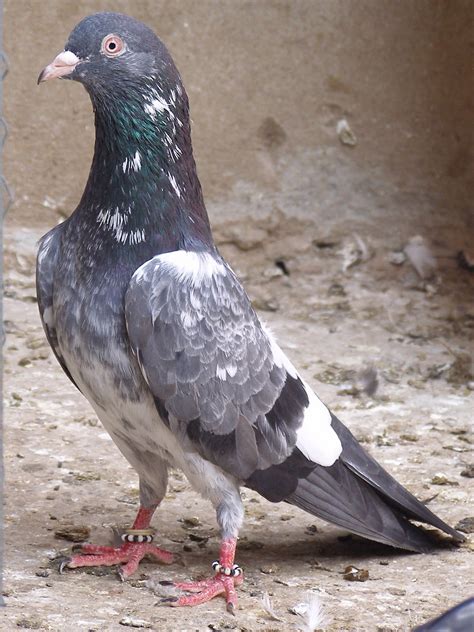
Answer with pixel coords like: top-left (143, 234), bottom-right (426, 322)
top-left (101, 34), bottom-right (125, 58)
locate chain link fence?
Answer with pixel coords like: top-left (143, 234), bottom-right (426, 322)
top-left (0, 0), bottom-right (11, 607)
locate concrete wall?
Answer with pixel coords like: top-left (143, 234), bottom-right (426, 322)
top-left (5, 0), bottom-right (473, 246)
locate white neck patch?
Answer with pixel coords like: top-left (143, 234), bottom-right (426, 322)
top-left (96, 205), bottom-right (146, 245)
top-left (122, 150), bottom-right (142, 174)
top-left (142, 86), bottom-right (184, 163)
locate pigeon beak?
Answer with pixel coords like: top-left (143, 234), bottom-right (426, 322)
top-left (38, 50), bottom-right (81, 84)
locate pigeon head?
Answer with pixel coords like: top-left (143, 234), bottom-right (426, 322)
top-left (38, 13), bottom-right (185, 134)
top-left (38, 12), bottom-right (177, 93)
top-left (38, 12), bottom-right (213, 253)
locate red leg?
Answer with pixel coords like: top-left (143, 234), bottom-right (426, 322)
top-left (166, 538), bottom-right (243, 613)
top-left (60, 505), bottom-right (174, 579)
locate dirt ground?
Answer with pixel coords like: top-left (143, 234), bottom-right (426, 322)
top-left (2, 213), bottom-right (473, 632)
top-left (2, 2), bottom-right (472, 630)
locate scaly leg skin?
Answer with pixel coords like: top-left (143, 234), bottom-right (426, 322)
top-left (164, 538), bottom-right (243, 613)
top-left (59, 506), bottom-right (174, 580)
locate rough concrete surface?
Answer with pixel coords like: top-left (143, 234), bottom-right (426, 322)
top-left (3, 223), bottom-right (473, 631)
top-left (2, 1), bottom-right (473, 631)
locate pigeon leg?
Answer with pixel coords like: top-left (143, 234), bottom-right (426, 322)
top-left (168, 537), bottom-right (243, 612)
top-left (61, 505), bottom-right (174, 579)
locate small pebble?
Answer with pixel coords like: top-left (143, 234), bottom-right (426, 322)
top-left (180, 516), bottom-right (201, 528)
top-left (260, 564), bottom-right (279, 575)
top-left (54, 524), bottom-right (91, 542)
top-left (388, 587), bottom-right (406, 596)
top-left (119, 616), bottom-right (152, 628)
top-left (431, 474), bottom-right (459, 486)
top-left (280, 514), bottom-right (293, 521)
top-left (460, 465), bottom-right (474, 478)
top-left (16, 618), bottom-right (42, 629)
top-left (455, 517), bottom-right (474, 534)
top-left (188, 533), bottom-right (208, 543)
top-left (288, 602), bottom-right (308, 616)
top-left (343, 565), bottom-right (369, 582)
top-left (388, 251), bottom-right (406, 266)
top-left (400, 434), bottom-right (419, 442)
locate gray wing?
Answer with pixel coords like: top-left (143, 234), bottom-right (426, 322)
top-left (124, 250), bottom-right (337, 481)
top-left (36, 226), bottom-right (79, 391)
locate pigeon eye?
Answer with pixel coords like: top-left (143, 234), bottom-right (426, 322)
top-left (101, 34), bottom-right (125, 57)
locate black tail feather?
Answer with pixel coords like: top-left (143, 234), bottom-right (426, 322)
top-left (330, 414), bottom-right (464, 541)
top-left (288, 460), bottom-right (435, 552)
top-left (285, 413), bottom-right (464, 551)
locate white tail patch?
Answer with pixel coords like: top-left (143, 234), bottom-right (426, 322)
top-left (264, 327), bottom-right (342, 467)
top-left (296, 380), bottom-right (342, 466)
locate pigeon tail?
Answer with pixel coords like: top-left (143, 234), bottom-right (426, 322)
top-left (286, 413), bottom-right (464, 551)
top-left (287, 461), bottom-right (434, 552)
top-left (330, 413), bottom-right (464, 542)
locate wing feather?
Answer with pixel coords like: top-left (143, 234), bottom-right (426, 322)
top-left (125, 249), bottom-right (341, 482)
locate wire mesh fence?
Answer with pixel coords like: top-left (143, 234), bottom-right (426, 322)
top-left (0, 0), bottom-right (11, 607)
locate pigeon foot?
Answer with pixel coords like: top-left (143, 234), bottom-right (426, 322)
top-left (60, 505), bottom-right (172, 579)
top-left (166, 537), bottom-right (242, 611)
top-left (63, 541), bottom-right (174, 579)
top-left (170, 573), bottom-right (243, 611)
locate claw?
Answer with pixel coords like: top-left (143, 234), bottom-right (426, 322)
top-left (158, 580), bottom-right (174, 586)
top-left (71, 543), bottom-right (85, 553)
top-left (53, 507), bottom-right (172, 579)
top-left (53, 540), bottom-right (173, 578)
top-left (57, 556), bottom-right (71, 574)
top-left (165, 537), bottom-right (242, 610)
top-left (161, 596), bottom-right (179, 604)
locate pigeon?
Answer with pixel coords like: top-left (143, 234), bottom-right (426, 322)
top-left (37, 12), bottom-right (463, 611)
top-left (413, 597), bottom-right (474, 632)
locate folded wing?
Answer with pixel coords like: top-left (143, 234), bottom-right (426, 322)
top-left (124, 249), bottom-right (341, 483)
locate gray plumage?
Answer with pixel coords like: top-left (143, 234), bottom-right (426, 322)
top-left (37, 12), bottom-right (463, 559)
top-left (125, 251), bottom-right (307, 481)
